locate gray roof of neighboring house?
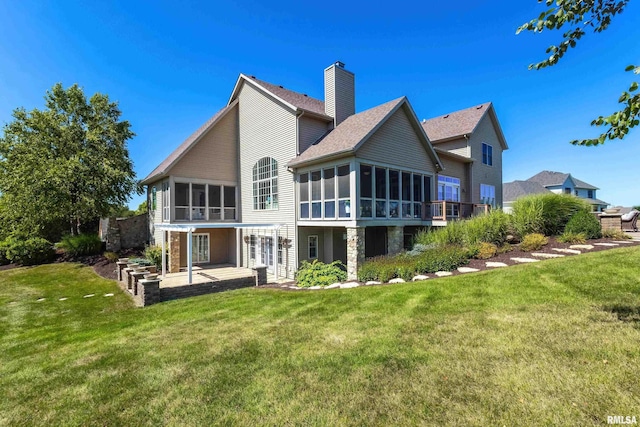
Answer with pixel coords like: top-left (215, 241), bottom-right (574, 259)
top-left (503, 180), bottom-right (552, 202)
top-left (584, 197), bottom-right (609, 206)
top-left (141, 100), bottom-right (238, 185)
top-left (287, 97), bottom-right (442, 169)
top-left (527, 170), bottom-right (598, 190)
top-left (422, 102), bottom-right (490, 142)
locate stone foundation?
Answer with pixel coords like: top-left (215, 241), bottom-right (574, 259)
top-left (346, 227), bottom-right (365, 281)
top-left (387, 226), bottom-right (404, 255)
top-left (169, 232), bottom-right (181, 273)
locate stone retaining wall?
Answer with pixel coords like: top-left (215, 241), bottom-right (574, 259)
top-left (99, 214), bottom-right (149, 252)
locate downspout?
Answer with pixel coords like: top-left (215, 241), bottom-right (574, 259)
top-left (290, 109), bottom-right (305, 279)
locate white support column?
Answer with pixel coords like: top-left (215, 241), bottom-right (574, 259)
top-left (236, 228), bottom-right (241, 268)
top-left (272, 228), bottom-right (278, 281)
top-left (187, 230), bottom-right (193, 285)
top-left (161, 229), bottom-right (166, 278)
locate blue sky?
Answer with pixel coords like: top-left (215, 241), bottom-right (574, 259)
top-left (1, 0), bottom-right (639, 208)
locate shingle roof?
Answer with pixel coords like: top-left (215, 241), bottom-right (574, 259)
top-left (583, 197), bottom-right (609, 206)
top-left (421, 102), bottom-right (492, 142)
top-left (231, 74), bottom-right (330, 118)
top-left (503, 180), bottom-right (552, 202)
top-left (141, 100), bottom-right (238, 184)
top-left (527, 171), bottom-right (598, 190)
top-left (287, 97), bottom-right (406, 167)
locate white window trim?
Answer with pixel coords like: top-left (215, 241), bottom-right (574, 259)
top-left (480, 183), bottom-right (496, 207)
top-left (308, 235), bottom-right (318, 259)
top-left (253, 157), bottom-right (279, 211)
top-left (482, 142), bottom-right (493, 166)
top-left (173, 181), bottom-right (237, 222)
top-left (298, 164), bottom-right (351, 220)
top-left (192, 233), bottom-right (210, 264)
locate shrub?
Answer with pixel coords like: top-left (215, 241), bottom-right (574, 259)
top-left (564, 211), bottom-right (602, 239)
top-left (58, 233), bottom-right (102, 257)
top-left (296, 260), bottom-right (347, 288)
top-left (414, 246), bottom-right (470, 273)
top-left (3, 237), bottom-right (55, 265)
top-left (601, 228), bottom-right (632, 239)
top-left (558, 231), bottom-right (586, 244)
top-left (474, 242), bottom-right (498, 259)
top-left (520, 233), bottom-right (549, 252)
top-left (414, 209), bottom-right (510, 248)
top-left (510, 193), bottom-right (590, 237)
top-left (358, 256), bottom-right (398, 283)
top-left (0, 240), bottom-right (9, 265)
top-left (144, 245), bottom-right (165, 269)
top-left (129, 257), bottom-right (153, 267)
top-left (496, 243), bottom-right (512, 254)
top-left (103, 251), bottom-right (119, 263)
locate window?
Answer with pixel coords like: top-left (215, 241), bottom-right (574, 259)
top-left (588, 190), bottom-right (594, 199)
top-left (438, 176), bottom-right (460, 202)
top-left (253, 157), bottom-right (278, 210)
top-left (360, 164), bottom-right (373, 218)
top-left (174, 182), bottom-right (236, 221)
top-left (324, 168), bottom-right (335, 218)
top-left (564, 188), bottom-right (571, 194)
top-left (151, 186), bottom-right (157, 211)
top-left (482, 143), bottom-right (493, 166)
top-left (249, 235), bottom-right (256, 260)
top-left (175, 183), bottom-right (189, 220)
top-left (278, 238), bottom-right (283, 264)
top-left (298, 164), bottom-right (350, 220)
top-left (337, 165), bottom-right (351, 218)
top-left (480, 184), bottom-right (496, 207)
top-left (191, 233), bottom-right (209, 263)
top-left (162, 182), bottom-right (170, 221)
top-left (308, 235), bottom-right (318, 259)
top-left (574, 189), bottom-right (579, 196)
top-left (299, 173), bottom-right (309, 219)
top-left (359, 164), bottom-right (431, 220)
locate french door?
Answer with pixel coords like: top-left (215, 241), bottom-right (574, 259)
top-left (191, 233), bottom-right (210, 264)
top-left (258, 237), bottom-right (274, 272)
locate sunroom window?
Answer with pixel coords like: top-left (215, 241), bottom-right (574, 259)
top-left (298, 164), bottom-right (351, 220)
top-left (359, 163), bottom-right (431, 220)
top-left (174, 182), bottom-right (236, 221)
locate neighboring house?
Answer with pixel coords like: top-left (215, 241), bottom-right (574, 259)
top-left (141, 62), bottom-right (508, 281)
top-left (503, 171), bottom-right (608, 213)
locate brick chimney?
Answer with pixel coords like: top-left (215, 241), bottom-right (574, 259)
top-left (324, 61), bottom-right (355, 127)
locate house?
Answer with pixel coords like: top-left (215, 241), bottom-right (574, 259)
top-left (503, 171), bottom-right (609, 212)
top-left (141, 62), bottom-right (508, 281)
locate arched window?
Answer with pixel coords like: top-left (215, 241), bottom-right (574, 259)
top-left (253, 157), bottom-right (278, 210)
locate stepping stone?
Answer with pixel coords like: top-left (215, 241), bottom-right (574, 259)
top-left (388, 278), bottom-right (405, 284)
top-left (83, 294), bottom-right (95, 298)
top-left (308, 286), bottom-right (321, 290)
top-left (59, 297), bottom-right (68, 301)
top-left (412, 275), bottom-right (429, 281)
top-left (104, 293), bottom-right (114, 297)
top-left (570, 244), bottom-right (594, 250)
top-left (486, 262), bottom-right (508, 268)
top-left (552, 248), bottom-right (581, 254)
top-left (457, 267), bottom-right (479, 273)
top-left (434, 271), bottom-right (452, 277)
top-left (511, 257), bottom-right (539, 263)
top-left (365, 281), bottom-right (381, 286)
top-left (280, 284), bottom-right (289, 288)
top-left (325, 283), bottom-right (341, 289)
top-left (36, 298), bottom-right (46, 302)
top-left (531, 253), bottom-right (565, 258)
top-left (612, 241), bottom-right (634, 244)
top-left (340, 282), bottom-right (360, 288)
top-left (593, 243), bottom-right (619, 247)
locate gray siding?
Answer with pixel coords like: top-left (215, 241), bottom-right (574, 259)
top-left (168, 104), bottom-right (238, 181)
top-left (434, 139), bottom-right (470, 157)
top-left (356, 106), bottom-right (437, 174)
top-left (438, 157), bottom-right (470, 203)
top-left (299, 115), bottom-right (330, 154)
top-left (237, 83), bottom-right (298, 278)
top-left (148, 179), bottom-right (165, 246)
top-left (324, 64), bottom-right (355, 126)
top-left (469, 114), bottom-right (504, 206)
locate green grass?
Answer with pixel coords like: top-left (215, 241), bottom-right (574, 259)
top-left (2, 249), bottom-right (640, 426)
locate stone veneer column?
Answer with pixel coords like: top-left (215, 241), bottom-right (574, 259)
top-left (387, 226), bottom-right (404, 255)
top-left (168, 231), bottom-right (181, 273)
top-left (346, 227), bottom-right (365, 281)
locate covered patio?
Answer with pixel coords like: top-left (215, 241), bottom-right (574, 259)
top-left (155, 222), bottom-right (285, 285)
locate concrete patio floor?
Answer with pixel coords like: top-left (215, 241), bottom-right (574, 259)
top-left (158, 264), bottom-right (289, 288)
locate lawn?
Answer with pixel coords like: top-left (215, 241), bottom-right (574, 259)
top-left (1, 248), bottom-right (640, 426)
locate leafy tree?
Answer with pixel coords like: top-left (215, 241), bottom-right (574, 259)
top-left (517, 0), bottom-right (638, 146)
top-left (0, 83), bottom-right (139, 236)
top-left (109, 205), bottom-right (136, 218)
top-left (135, 200), bottom-right (148, 215)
